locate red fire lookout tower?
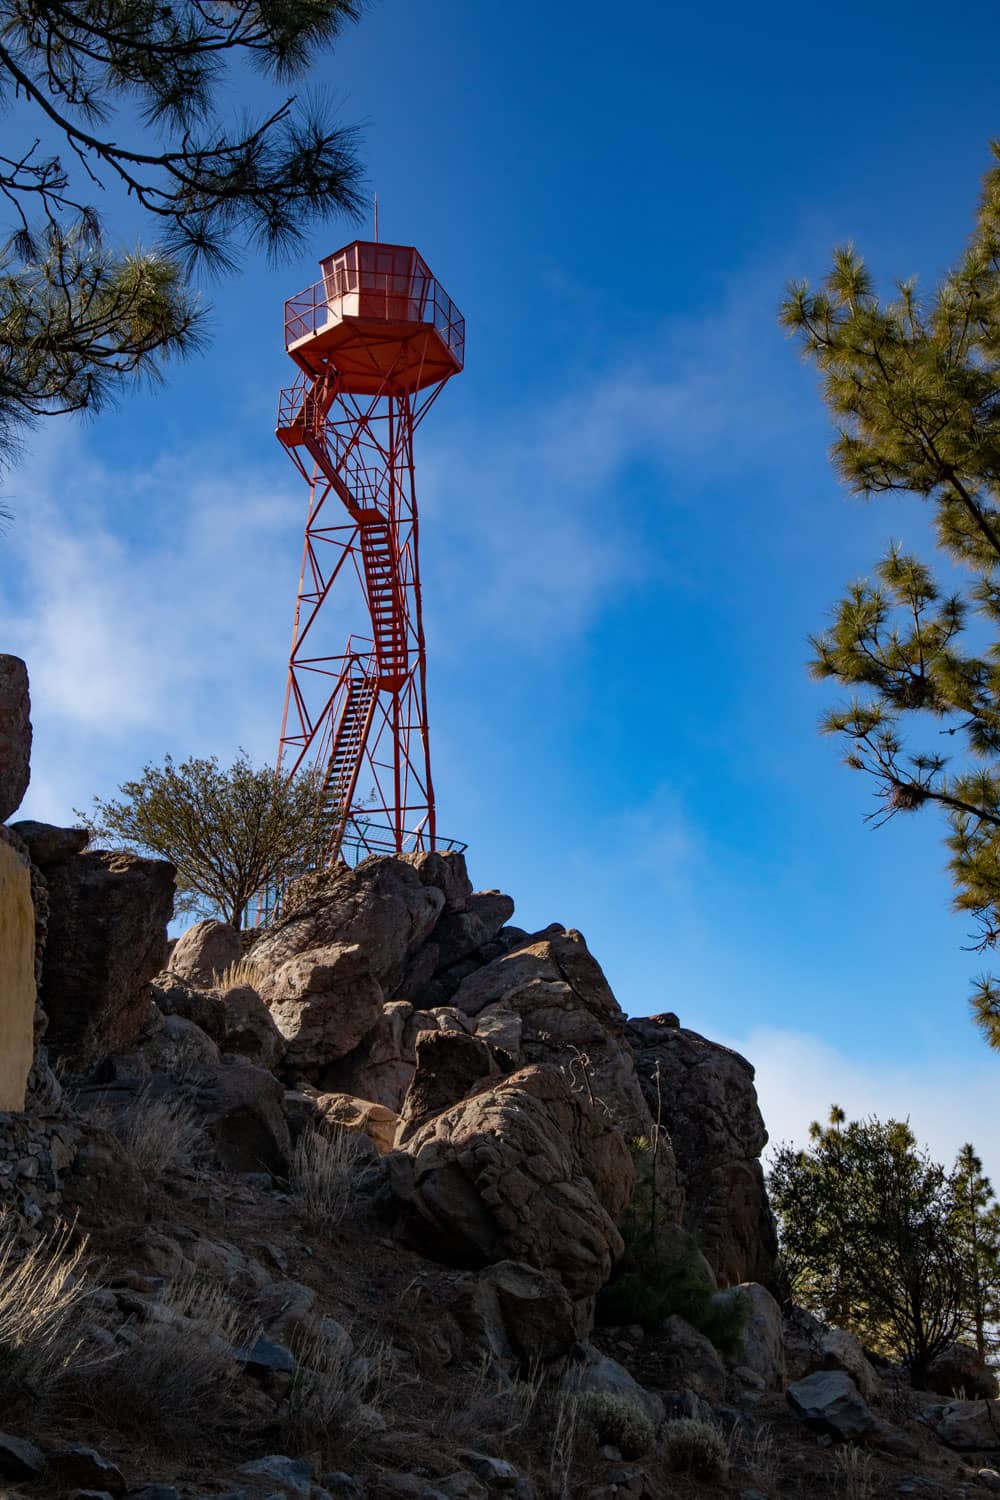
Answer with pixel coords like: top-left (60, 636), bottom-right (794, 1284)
top-left (274, 241), bottom-right (465, 865)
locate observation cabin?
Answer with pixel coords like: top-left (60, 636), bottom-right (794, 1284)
top-left (282, 241), bottom-right (465, 397)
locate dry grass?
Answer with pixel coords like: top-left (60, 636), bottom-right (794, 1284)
top-left (739, 1421), bottom-right (779, 1490)
top-left (291, 1124), bottom-right (367, 1230)
top-left (86, 1273), bottom-right (254, 1449)
top-left (547, 1390), bottom-right (580, 1500)
top-left (280, 1324), bottom-right (388, 1464)
top-left (443, 1353), bottom-right (547, 1447)
top-left (79, 1091), bottom-right (207, 1180)
top-left (835, 1443), bottom-right (874, 1500)
top-left (216, 956), bottom-right (267, 993)
top-left (0, 1222), bottom-right (91, 1400)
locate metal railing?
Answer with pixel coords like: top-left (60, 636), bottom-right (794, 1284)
top-left (283, 268), bottom-right (465, 369)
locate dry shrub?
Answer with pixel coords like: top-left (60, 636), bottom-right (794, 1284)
top-left (291, 1124), bottom-right (366, 1230)
top-left (573, 1391), bottom-right (655, 1458)
top-left (835, 1444), bottom-right (874, 1500)
top-left (280, 1324), bottom-right (387, 1463)
top-left (443, 1354), bottom-right (546, 1446)
top-left (78, 1091), bottom-right (206, 1180)
top-left (0, 1222), bottom-right (90, 1399)
top-left (663, 1416), bottom-right (729, 1475)
top-left (88, 1273), bottom-right (253, 1447)
top-left (216, 956), bottom-right (266, 993)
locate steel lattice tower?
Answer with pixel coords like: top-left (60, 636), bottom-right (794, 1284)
top-left (274, 241), bottom-right (464, 865)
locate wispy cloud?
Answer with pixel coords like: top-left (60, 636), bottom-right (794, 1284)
top-left (725, 1024), bottom-right (1000, 1187)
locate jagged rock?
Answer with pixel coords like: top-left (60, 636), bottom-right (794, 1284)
top-left (387, 1064), bottom-right (634, 1297)
top-left (451, 927), bottom-right (661, 1146)
top-left (219, 984), bottom-right (285, 1071)
top-left (718, 1282), bottom-right (785, 1391)
top-left (0, 1432), bottom-right (46, 1479)
top-left (472, 1003), bottom-right (523, 1061)
top-left (168, 918), bottom-right (242, 988)
top-left (256, 944), bottom-right (384, 1080)
top-left (233, 1335), bottom-right (296, 1376)
top-left (926, 1341), bottom-right (999, 1400)
top-left (305, 1091), bottom-right (401, 1155)
top-left (821, 1327), bottom-right (883, 1404)
top-left (648, 1315), bottom-right (726, 1402)
top-left (192, 1056), bottom-right (292, 1174)
top-left (464, 1260), bottom-right (579, 1365)
top-left (626, 1015), bottom-right (779, 1288)
top-left (398, 849), bottom-right (473, 912)
top-left (49, 1446), bottom-right (126, 1496)
top-left (9, 820), bottom-right (89, 867)
top-left (42, 850), bottom-right (175, 1064)
top-left (562, 1345), bottom-right (665, 1428)
top-left (787, 1370), bottom-right (873, 1441)
top-left (252, 857), bottom-right (445, 991)
top-left (132, 1007), bottom-right (221, 1075)
top-left (237, 1454), bottom-right (312, 1497)
top-left (320, 999), bottom-right (419, 1107)
top-left (395, 1029), bottom-right (505, 1144)
top-left (0, 655), bottom-right (30, 822)
top-left (402, 891), bottom-right (516, 993)
top-left (60, 1124), bottom-right (149, 1228)
top-left (921, 1399), bottom-right (1000, 1450)
top-left (151, 971), bottom-right (226, 1041)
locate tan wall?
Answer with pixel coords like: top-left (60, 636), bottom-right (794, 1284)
top-left (0, 840), bottom-right (35, 1111)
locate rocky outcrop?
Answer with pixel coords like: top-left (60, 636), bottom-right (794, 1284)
top-left (252, 857), bottom-right (445, 992)
top-left (395, 1028), bottom-right (506, 1144)
top-left (286, 1088), bottom-right (400, 1154)
top-left (450, 927), bottom-right (667, 1152)
top-left (922, 1399), bottom-right (1000, 1451)
top-left (464, 1260), bottom-right (580, 1366)
top-left (0, 831), bottom-right (36, 1111)
top-left (0, 655), bottom-right (30, 822)
top-left (255, 943), bottom-right (384, 1081)
top-left (626, 1014), bottom-right (779, 1288)
top-left (387, 1064), bottom-right (635, 1298)
top-left (40, 849), bottom-right (175, 1065)
top-left (721, 1281), bottom-right (786, 1392)
top-left (9, 821), bottom-right (88, 867)
top-left (167, 918), bottom-right (242, 988)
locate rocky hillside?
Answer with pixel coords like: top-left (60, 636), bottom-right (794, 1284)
top-left (1, 656), bottom-right (999, 1500)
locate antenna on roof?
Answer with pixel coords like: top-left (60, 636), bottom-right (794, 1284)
top-left (373, 192), bottom-right (379, 243)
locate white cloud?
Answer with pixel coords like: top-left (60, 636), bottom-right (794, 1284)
top-left (724, 1024), bottom-right (1000, 1187)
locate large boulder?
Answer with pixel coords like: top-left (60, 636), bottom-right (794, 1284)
top-left (41, 849), bottom-right (175, 1064)
top-left (252, 857), bottom-right (445, 991)
top-left (398, 849), bottom-right (474, 913)
top-left (9, 821), bottom-right (88, 868)
top-left (386, 1064), bottom-right (635, 1297)
top-left (561, 1346), bottom-right (665, 1429)
top-left (218, 983), bottom-right (285, 1071)
top-left (0, 655), bottom-right (30, 822)
top-left (626, 1014), bottom-right (779, 1288)
top-left (167, 918), bottom-right (241, 988)
top-left (926, 1341), bottom-right (999, 1401)
top-left (395, 1028), bottom-right (506, 1144)
top-left (719, 1281), bottom-right (785, 1391)
top-left (787, 1370), bottom-right (873, 1441)
top-left (189, 1056), bottom-right (292, 1174)
top-left (451, 927), bottom-right (662, 1147)
top-left (647, 1315), bottom-right (727, 1402)
top-left (922, 1399), bottom-right (1000, 1450)
top-left (255, 943), bottom-right (384, 1081)
top-left (465, 1260), bottom-right (579, 1366)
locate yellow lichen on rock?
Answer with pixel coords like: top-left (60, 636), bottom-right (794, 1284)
top-left (0, 838), bottom-right (35, 1111)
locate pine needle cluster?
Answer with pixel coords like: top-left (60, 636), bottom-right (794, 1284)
top-left (784, 142), bottom-right (1000, 1047)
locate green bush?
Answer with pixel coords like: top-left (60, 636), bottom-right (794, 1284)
top-left (597, 1140), bottom-right (748, 1352)
top-left (573, 1391), bottom-right (655, 1458)
top-left (662, 1417), bottom-right (729, 1474)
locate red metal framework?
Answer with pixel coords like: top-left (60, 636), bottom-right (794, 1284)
top-left (274, 241), bottom-right (464, 867)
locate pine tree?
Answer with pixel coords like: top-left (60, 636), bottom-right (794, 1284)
top-left (0, 2), bottom-right (365, 469)
top-left (781, 142), bottom-right (1000, 1049)
top-left (949, 1143), bottom-right (1000, 1359)
top-left (769, 1108), bottom-right (966, 1383)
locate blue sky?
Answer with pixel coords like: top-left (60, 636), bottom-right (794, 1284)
top-left (2, 0), bottom-right (1000, 1171)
